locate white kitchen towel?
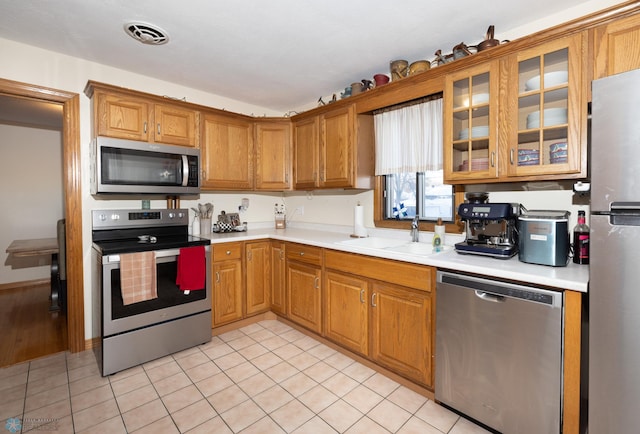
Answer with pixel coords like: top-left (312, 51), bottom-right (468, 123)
top-left (120, 251), bottom-right (157, 305)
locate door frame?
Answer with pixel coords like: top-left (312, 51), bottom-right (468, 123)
top-left (0, 78), bottom-right (85, 352)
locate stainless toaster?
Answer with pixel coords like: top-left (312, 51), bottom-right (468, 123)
top-left (518, 210), bottom-right (570, 267)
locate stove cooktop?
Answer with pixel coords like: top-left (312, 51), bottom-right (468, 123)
top-left (93, 234), bottom-right (210, 255)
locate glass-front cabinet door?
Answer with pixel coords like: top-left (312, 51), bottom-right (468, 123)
top-left (504, 34), bottom-right (586, 178)
top-left (444, 62), bottom-right (498, 182)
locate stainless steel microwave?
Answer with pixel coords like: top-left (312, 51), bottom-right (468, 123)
top-left (91, 136), bottom-right (201, 195)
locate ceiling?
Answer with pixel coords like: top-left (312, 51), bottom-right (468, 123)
top-left (0, 0), bottom-right (608, 114)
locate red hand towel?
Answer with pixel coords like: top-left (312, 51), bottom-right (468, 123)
top-left (176, 246), bottom-right (206, 291)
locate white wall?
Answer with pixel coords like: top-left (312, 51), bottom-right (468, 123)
top-left (0, 124), bottom-right (63, 284)
top-left (0, 0), bottom-right (614, 338)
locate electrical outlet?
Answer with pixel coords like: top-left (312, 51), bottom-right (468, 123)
top-left (296, 206), bottom-right (304, 215)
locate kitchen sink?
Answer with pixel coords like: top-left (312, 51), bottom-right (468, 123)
top-left (337, 237), bottom-right (450, 256)
top-left (385, 243), bottom-right (452, 255)
top-left (337, 237), bottom-right (407, 249)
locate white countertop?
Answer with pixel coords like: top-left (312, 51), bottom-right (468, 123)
top-left (200, 224), bottom-right (589, 293)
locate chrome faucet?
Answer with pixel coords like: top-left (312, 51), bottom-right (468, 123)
top-left (410, 216), bottom-right (420, 242)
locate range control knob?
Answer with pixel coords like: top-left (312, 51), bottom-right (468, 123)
top-left (168, 212), bottom-right (176, 219)
top-left (111, 213), bottom-right (120, 221)
top-left (177, 212), bottom-right (185, 219)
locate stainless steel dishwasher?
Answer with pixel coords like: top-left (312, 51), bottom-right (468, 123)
top-left (435, 271), bottom-right (563, 434)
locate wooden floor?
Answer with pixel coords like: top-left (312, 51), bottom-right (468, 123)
top-left (0, 282), bottom-right (67, 367)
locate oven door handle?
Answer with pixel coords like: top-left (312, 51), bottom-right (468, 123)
top-left (104, 248), bottom-right (183, 264)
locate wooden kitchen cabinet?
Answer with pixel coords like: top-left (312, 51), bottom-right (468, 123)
top-left (443, 33), bottom-right (587, 183)
top-left (370, 282), bottom-right (432, 387)
top-left (444, 61), bottom-right (500, 182)
top-left (293, 116), bottom-right (320, 189)
top-left (270, 241), bottom-right (287, 316)
top-left (245, 241), bottom-right (271, 316)
top-left (593, 12), bottom-right (640, 79)
top-left (500, 33), bottom-right (587, 180)
top-left (324, 249), bottom-right (434, 388)
top-left (254, 119), bottom-right (292, 190)
top-left (201, 111), bottom-right (254, 190)
top-left (88, 85), bottom-right (198, 147)
top-left (292, 104), bottom-right (374, 190)
top-left (286, 243), bottom-right (322, 333)
top-left (212, 242), bottom-right (244, 327)
top-left (324, 271), bottom-right (369, 355)
top-left (153, 103), bottom-right (198, 147)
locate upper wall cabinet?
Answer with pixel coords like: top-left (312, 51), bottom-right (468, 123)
top-left (443, 33), bottom-right (587, 183)
top-left (86, 83), bottom-right (199, 147)
top-left (201, 112), bottom-right (254, 190)
top-left (444, 61), bottom-right (499, 182)
top-left (293, 104), bottom-right (374, 190)
top-left (501, 33), bottom-right (587, 180)
top-left (593, 13), bottom-right (640, 79)
top-left (254, 119), bottom-right (292, 191)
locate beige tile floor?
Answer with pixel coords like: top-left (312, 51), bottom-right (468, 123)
top-left (0, 320), bottom-right (491, 433)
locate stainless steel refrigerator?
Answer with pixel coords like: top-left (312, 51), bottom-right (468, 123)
top-left (589, 67), bottom-right (640, 433)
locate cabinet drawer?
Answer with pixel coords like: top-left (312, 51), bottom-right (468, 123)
top-left (325, 249), bottom-right (433, 292)
top-left (286, 243), bottom-right (322, 266)
top-left (213, 243), bottom-right (242, 261)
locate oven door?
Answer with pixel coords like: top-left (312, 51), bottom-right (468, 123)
top-left (101, 246), bottom-right (211, 337)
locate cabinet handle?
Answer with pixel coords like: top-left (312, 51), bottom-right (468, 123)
top-left (247, 250), bottom-right (252, 260)
top-left (226, 250), bottom-right (231, 255)
top-left (299, 251), bottom-right (305, 256)
top-left (320, 173), bottom-right (324, 181)
top-left (491, 151), bottom-right (496, 168)
top-left (285, 173), bottom-right (289, 183)
top-left (143, 121), bottom-right (147, 134)
top-left (215, 271), bottom-right (220, 283)
top-left (371, 292), bottom-right (377, 307)
top-left (360, 289), bottom-right (365, 304)
top-left (157, 123), bottom-right (161, 135)
top-left (314, 276), bottom-right (319, 289)
top-left (201, 170), bottom-right (206, 180)
top-left (280, 251), bottom-right (284, 260)
top-left (510, 148), bottom-right (515, 165)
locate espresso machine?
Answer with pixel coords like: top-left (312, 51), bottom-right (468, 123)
top-left (455, 193), bottom-right (520, 258)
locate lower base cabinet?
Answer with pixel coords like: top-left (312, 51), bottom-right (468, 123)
top-left (324, 250), bottom-right (434, 388)
top-left (370, 282), bottom-right (431, 387)
top-left (245, 241), bottom-right (271, 316)
top-left (212, 243), bottom-right (243, 327)
top-left (287, 260), bottom-right (322, 334)
top-left (270, 241), bottom-right (287, 316)
top-left (286, 243), bottom-right (323, 334)
top-left (324, 271), bottom-right (369, 355)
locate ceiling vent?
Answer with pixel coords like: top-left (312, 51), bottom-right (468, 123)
top-left (124, 22), bottom-right (169, 45)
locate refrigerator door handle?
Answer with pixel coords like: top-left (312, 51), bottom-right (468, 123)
top-left (609, 202), bottom-right (640, 226)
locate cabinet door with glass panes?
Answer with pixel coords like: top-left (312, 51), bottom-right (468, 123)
top-left (444, 61), bottom-right (499, 183)
top-left (503, 33), bottom-right (586, 178)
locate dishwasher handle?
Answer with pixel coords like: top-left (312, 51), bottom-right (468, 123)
top-left (439, 271), bottom-right (562, 308)
top-left (475, 290), bottom-right (505, 303)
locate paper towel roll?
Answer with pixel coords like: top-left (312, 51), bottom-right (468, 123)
top-left (354, 204), bottom-right (368, 237)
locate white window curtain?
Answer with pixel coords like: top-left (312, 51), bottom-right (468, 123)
top-left (374, 97), bottom-right (443, 175)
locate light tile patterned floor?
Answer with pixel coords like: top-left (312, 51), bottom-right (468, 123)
top-left (0, 320), bottom-right (491, 433)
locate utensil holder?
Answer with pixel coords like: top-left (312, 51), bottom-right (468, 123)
top-left (200, 218), bottom-right (212, 235)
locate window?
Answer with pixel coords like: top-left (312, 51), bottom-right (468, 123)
top-left (373, 94), bottom-right (455, 225)
top-left (383, 171), bottom-right (454, 222)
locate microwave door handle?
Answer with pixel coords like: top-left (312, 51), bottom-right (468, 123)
top-left (181, 155), bottom-right (189, 186)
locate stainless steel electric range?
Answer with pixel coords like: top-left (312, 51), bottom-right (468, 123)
top-left (92, 209), bottom-right (211, 376)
